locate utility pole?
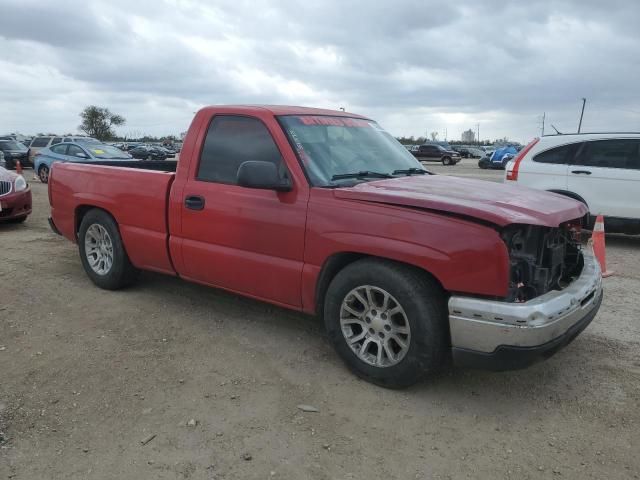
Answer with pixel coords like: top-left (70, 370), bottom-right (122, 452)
top-left (476, 123), bottom-right (480, 145)
top-left (541, 112), bottom-right (546, 136)
top-left (578, 98), bottom-right (586, 133)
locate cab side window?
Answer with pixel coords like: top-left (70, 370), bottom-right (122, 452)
top-left (575, 140), bottom-right (640, 170)
top-left (197, 116), bottom-right (284, 184)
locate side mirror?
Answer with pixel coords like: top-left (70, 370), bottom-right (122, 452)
top-left (75, 152), bottom-right (88, 159)
top-left (237, 161), bottom-right (292, 192)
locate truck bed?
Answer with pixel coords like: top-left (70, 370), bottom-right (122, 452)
top-left (49, 162), bottom-right (177, 275)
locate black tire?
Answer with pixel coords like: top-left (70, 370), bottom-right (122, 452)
top-left (442, 156), bottom-right (452, 166)
top-left (478, 159), bottom-right (488, 169)
top-left (38, 165), bottom-right (49, 183)
top-left (78, 209), bottom-right (140, 290)
top-left (324, 259), bottom-right (448, 388)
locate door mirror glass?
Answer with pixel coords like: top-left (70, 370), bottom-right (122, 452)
top-left (237, 161), bottom-right (291, 191)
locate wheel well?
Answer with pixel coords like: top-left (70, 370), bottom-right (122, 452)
top-left (75, 205), bottom-right (114, 239)
top-left (315, 253), bottom-right (445, 317)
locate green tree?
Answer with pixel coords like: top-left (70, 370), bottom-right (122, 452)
top-left (79, 106), bottom-right (125, 141)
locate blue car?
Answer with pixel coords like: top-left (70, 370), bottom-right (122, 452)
top-left (478, 145), bottom-right (519, 170)
top-left (34, 142), bottom-right (132, 183)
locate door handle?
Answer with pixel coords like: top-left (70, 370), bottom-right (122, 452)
top-left (571, 170), bottom-right (592, 175)
top-left (184, 195), bottom-right (205, 210)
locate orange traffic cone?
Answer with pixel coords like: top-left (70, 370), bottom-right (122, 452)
top-left (15, 160), bottom-right (22, 174)
top-left (591, 215), bottom-right (614, 278)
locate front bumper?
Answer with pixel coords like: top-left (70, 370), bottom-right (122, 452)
top-left (448, 251), bottom-right (603, 370)
top-left (0, 187), bottom-right (32, 220)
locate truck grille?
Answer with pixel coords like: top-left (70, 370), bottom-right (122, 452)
top-left (0, 180), bottom-right (12, 196)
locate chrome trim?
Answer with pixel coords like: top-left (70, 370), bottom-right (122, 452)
top-left (0, 180), bottom-right (12, 197)
top-left (448, 251), bottom-right (602, 353)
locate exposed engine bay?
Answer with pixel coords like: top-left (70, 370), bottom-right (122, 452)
top-left (502, 223), bottom-right (584, 302)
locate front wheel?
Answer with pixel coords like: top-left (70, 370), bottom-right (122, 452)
top-left (78, 209), bottom-right (140, 290)
top-left (324, 259), bottom-right (448, 388)
top-left (442, 156), bottom-right (452, 165)
top-left (38, 165), bottom-right (49, 183)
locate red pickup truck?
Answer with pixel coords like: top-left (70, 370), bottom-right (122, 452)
top-left (48, 106), bottom-right (603, 387)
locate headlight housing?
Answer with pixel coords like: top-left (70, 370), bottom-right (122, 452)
top-left (15, 175), bottom-right (27, 192)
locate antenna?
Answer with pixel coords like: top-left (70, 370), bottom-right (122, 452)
top-left (577, 98), bottom-right (586, 133)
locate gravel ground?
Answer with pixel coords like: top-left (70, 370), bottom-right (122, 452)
top-left (1, 162), bottom-right (639, 480)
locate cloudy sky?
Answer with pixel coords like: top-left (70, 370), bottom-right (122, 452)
top-left (1, 0), bottom-right (639, 143)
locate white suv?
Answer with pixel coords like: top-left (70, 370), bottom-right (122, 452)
top-left (505, 133), bottom-right (640, 234)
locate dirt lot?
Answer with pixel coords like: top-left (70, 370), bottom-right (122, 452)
top-left (1, 161), bottom-right (639, 480)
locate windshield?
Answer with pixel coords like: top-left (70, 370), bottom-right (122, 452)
top-left (279, 115), bottom-right (424, 186)
top-left (87, 145), bottom-right (130, 159)
top-left (0, 141), bottom-right (27, 151)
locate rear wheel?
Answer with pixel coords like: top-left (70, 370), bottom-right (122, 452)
top-left (78, 209), bottom-right (140, 290)
top-left (38, 165), bottom-right (49, 183)
top-left (324, 259), bottom-right (448, 388)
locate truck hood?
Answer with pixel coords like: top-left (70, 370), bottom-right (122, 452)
top-left (333, 175), bottom-right (587, 227)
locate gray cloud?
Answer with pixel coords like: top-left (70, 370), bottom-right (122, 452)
top-left (0, 0), bottom-right (639, 141)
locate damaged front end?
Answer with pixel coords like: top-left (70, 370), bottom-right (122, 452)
top-left (502, 222), bottom-right (584, 302)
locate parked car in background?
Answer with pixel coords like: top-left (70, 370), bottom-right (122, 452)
top-left (0, 166), bottom-right (32, 223)
top-left (505, 133), bottom-right (640, 234)
top-left (452, 146), bottom-right (472, 158)
top-left (62, 136), bottom-right (100, 144)
top-left (154, 145), bottom-right (176, 158)
top-left (34, 142), bottom-right (132, 183)
top-left (28, 136), bottom-right (63, 165)
top-left (0, 140), bottom-right (30, 169)
top-left (47, 105), bottom-right (602, 387)
top-left (0, 150), bottom-right (5, 168)
top-left (479, 145), bottom-right (519, 169)
top-left (412, 143), bottom-right (461, 165)
top-left (470, 147), bottom-right (485, 158)
top-left (129, 145), bottom-right (168, 161)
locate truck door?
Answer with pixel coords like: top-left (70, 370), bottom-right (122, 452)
top-left (177, 115), bottom-right (308, 308)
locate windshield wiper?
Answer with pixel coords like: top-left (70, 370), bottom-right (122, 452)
top-left (331, 171), bottom-right (393, 181)
top-left (392, 168), bottom-right (429, 176)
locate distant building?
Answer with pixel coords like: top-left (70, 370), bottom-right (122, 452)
top-left (461, 129), bottom-right (475, 143)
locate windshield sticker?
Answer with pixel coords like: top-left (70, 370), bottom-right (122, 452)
top-left (294, 116), bottom-right (370, 127)
top-left (288, 129), bottom-right (311, 165)
top-left (92, 149), bottom-right (105, 155)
